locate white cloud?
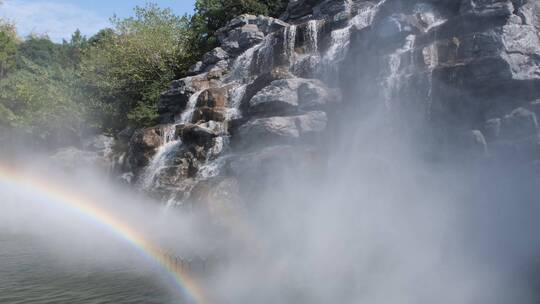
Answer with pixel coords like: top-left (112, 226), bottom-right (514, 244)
top-left (0, 0), bottom-right (109, 42)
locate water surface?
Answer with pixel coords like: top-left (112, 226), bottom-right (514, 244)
top-left (0, 234), bottom-right (179, 304)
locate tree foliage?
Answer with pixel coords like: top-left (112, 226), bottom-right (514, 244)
top-left (81, 4), bottom-right (191, 131)
top-left (0, 1), bottom-right (289, 148)
top-left (0, 20), bottom-right (18, 79)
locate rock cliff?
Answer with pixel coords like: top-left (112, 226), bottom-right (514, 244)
top-left (121, 0), bottom-right (540, 210)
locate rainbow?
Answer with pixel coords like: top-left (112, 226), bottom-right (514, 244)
top-left (0, 163), bottom-right (209, 304)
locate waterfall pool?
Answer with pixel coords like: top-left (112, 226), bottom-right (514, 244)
top-left (0, 234), bottom-right (181, 304)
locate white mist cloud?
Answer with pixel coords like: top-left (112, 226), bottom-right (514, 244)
top-left (0, 0), bottom-right (109, 42)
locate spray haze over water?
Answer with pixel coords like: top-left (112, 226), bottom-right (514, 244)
top-left (2, 0), bottom-right (540, 303)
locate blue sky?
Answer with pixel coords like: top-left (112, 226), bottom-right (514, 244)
top-left (0, 0), bottom-right (197, 42)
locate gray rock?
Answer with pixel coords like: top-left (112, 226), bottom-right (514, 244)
top-left (202, 47), bottom-right (229, 65)
top-left (249, 79), bottom-right (299, 115)
top-left (217, 14), bottom-right (288, 53)
top-left (189, 61), bottom-right (204, 74)
top-left (235, 111), bottom-right (327, 147)
top-left (460, 0), bottom-right (514, 17)
top-left (501, 107), bottom-right (539, 140)
top-left (127, 126), bottom-right (167, 173)
top-left (248, 78), bottom-right (338, 115)
top-left (158, 74), bottom-right (219, 122)
top-left (176, 123), bottom-right (219, 145)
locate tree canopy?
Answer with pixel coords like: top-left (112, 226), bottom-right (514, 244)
top-left (0, 1), bottom-right (290, 148)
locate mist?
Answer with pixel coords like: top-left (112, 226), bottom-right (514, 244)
top-left (2, 0), bottom-right (540, 303)
top-left (3, 101), bottom-right (540, 304)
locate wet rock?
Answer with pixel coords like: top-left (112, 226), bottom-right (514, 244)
top-left (158, 74), bottom-right (217, 122)
top-left (127, 126), bottom-right (166, 172)
top-left (459, 0), bottom-right (514, 17)
top-left (248, 78), bottom-right (339, 116)
top-left (240, 67), bottom-right (295, 112)
top-left (192, 107), bottom-right (228, 123)
top-left (197, 85), bottom-right (232, 108)
top-left (176, 123), bottom-right (219, 145)
top-left (234, 111), bottom-right (327, 147)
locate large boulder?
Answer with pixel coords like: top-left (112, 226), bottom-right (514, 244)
top-left (248, 78), bottom-right (339, 116)
top-left (202, 47), bottom-right (230, 65)
top-left (158, 74), bottom-right (219, 123)
top-left (197, 85), bottom-right (232, 108)
top-left (234, 111), bottom-right (327, 147)
top-left (217, 15), bottom-right (288, 54)
top-left (176, 123), bottom-right (219, 145)
top-left (127, 126), bottom-right (166, 172)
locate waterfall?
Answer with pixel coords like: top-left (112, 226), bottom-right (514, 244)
top-left (140, 139), bottom-right (181, 190)
top-left (306, 20), bottom-right (319, 54)
top-left (230, 42), bottom-right (263, 80)
top-left (322, 0), bottom-right (386, 68)
top-left (383, 34), bottom-right (416, 107)
top-left (179, 90), bottom-right (204, 124)
top-left (139, 90), bottom-right (203, 191)
top-left (226, 84), bottom-right (247, 120)
top-left (284, 25), bottom-right (297, 67)
top-left (139, 0), bottom-right (396, 200)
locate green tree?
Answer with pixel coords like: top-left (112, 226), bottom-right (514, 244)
top-left (81, 4), bottom-right (191, 131)
top-left (0, 20), bottom-right (18, 79)
top-left (0, 57), bottom-right (86, 146)
top-left (17, 34), bottom-right (63, 67)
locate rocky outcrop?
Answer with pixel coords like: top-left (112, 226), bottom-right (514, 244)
top-left (123, 0), bottom-right (540, 208)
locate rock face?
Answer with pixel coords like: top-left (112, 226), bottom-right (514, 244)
top-left (124, 0), bottom-right (540, 208)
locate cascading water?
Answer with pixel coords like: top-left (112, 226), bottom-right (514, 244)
top-left (383, 34), bottom-right (416, 107)
top-left (284, 25), bottom-right (298, 67)
top-left (226, 84), bottom-right (247, 120)
top-left (306, 20), bottom-right (319, 54)
top-left (141, 0), bottom-right (393, 202)
top-left (230, 42), bottom-right (263, 81)
top-left (320, 0), bottom-right (387, 81)
top-left (139, 125), bottom-right (180, 190)
top-left (139, 91), bottom-right (203, 191)
top-left (179, 90), bottom-right (204, 124)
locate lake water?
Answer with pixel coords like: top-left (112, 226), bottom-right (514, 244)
top-left (0, 234), bottom-right (180, 304)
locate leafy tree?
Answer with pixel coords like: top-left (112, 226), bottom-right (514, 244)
top-left (81, 4), bottom-right (191, 131)
top-left (0, 20), bottom-right (18, 79)
top-left (16, 34), bottom-right (65, 68)
top-left (0, 58), bottom-right (86, 146)
top-left (61, 29), bottom-right (88, 68)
